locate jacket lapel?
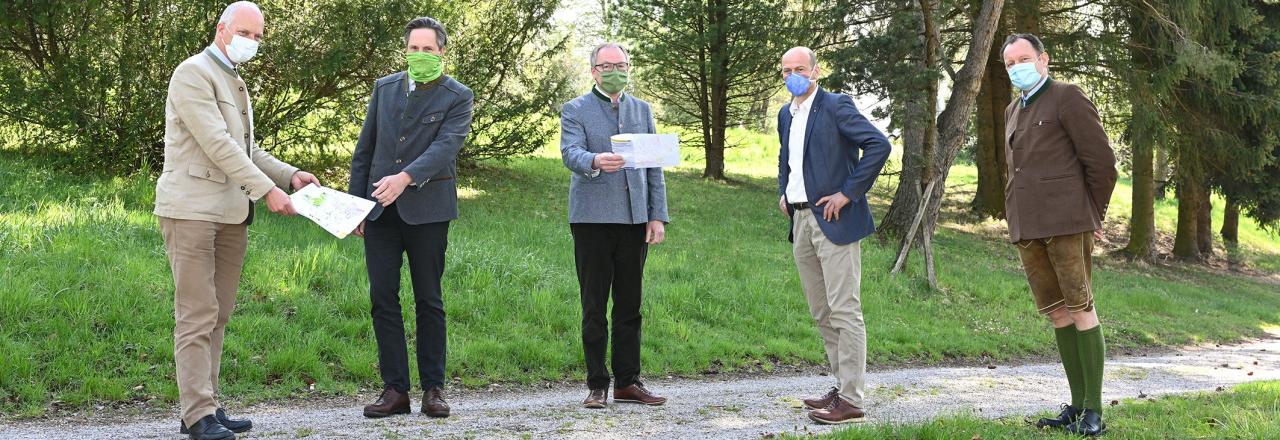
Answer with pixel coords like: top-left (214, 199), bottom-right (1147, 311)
top-left (392, 72), bottom-right (410, 136)
top-left (1006, 103), bottom-right (1020, 146)
top-left (801, 91), bottom-right (821, 160)
top-left (780, 109), bottom-right (792, 153)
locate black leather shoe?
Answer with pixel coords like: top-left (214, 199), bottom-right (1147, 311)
top-left (1065, 408), bottom-right (1107, 436)
top-left (181, 408), bottom-right (252, 434)
top-left (1033, 403), bottom-right (1081, 428)
top-left (185, 414), bottom-right (235, 440)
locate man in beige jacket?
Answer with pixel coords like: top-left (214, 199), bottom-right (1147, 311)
top-left (154, 2), bottom-right (318, 439)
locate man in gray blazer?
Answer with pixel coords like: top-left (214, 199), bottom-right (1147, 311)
top-left (347, 16), bottom-right (474, 420)
top-left (560, 42), bottom-right (670, 409)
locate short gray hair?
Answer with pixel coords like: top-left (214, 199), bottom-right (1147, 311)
top-left (590, 43), bottom-right (629, 67)
top-left (1002, 33), bottom-right (1045, 55)
top-left (404, 16), bottom-right (448, 48)
top-left (218, 1), bottom-right (260, 26)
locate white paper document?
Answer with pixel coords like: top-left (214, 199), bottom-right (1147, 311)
top-left (289, 184), bottom-right (376, 239)
top-left (610, 133), bottom-right (680, 168)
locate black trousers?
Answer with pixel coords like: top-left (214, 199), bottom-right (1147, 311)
top-left (570, 223), bottom-right (649, 390)
top-left (364, 203), bottom-right (450, 392)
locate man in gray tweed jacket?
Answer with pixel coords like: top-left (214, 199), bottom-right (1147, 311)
top-left (560, 42), bottom-right (670, 409)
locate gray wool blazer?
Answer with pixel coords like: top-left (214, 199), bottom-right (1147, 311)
top-left (559, 89), bottom-right (669, 225)
top-left (348, 73), bottom-right (474, 225)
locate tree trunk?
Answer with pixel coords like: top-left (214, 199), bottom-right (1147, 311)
top-left (1121, 6), bottom-right (1158, 261)
top-left (878, 101), bottom-right (930, 241)
top-left (1010, 0), bottom-right (1040, 33)
top-left (702, 0), bottom-right (729, 180)
top-left (1155, 145), bottom-right (1170, 200)
top-left (879, 2), bottom-right (940, 242)
top-left (1196, 183), bottom-right (1213, 256)
top-left (889, 0), bottom-right (1006, 279)
top-left (1223, 196), bottom-right (1241, 267)
top-left (1121, 134), bottom-right (1156, 260)
top-left (971, 7), bottom-right (1010, 220)
top-left (1172, 171), bottom-right (1203, 260)
top-left (1222, 197), bottom-right (1239, 244)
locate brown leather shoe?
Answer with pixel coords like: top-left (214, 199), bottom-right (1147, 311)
top-left (422, 386), bottom-right (450, 418)
top-left (802, 387), bottom-right (839, 410)
top-left (808, 397), bottom-right (866, 424)
top-left (363, 387), bottom-right (410, 418)
top-left (583, 388), bottom-right (607, 409)
top-left (613, 383), bottom-right (667, 406)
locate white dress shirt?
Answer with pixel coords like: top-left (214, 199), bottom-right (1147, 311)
top-left (785, 86), bottom-right (819, 203)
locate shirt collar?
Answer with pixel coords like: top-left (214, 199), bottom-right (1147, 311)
top-left (407, 74), bottom-right (445, 94)
top-left (1020, 75), bottom-right (1050, 107)
top-left (790, 85), bottom-right (820, 116)
top-left (592, 86), bottom-right (625, 105)
top-left (206, 45), bottom-right (235, 71)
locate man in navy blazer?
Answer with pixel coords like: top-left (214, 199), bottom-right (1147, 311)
top-left (348, 16), bottom-right (474, 420)
top-left (776, 47), bottom-right (890, 425)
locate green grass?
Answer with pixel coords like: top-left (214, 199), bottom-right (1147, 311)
top-left (800, 381), bottom-right (1280, 439)
top-left (0, 128), bottom-right (1277, 418)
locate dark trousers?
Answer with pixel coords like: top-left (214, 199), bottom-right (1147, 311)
top-left (364, 203), bottom-right (450, 392)
top-left (570, 223), bottom-right (649, 390)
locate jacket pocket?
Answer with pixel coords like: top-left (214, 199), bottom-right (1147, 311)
top-left (188, 164), bottom-right (227, 183)
top-left (1039, 173), bottom-right (1077, 182)
top-left (421, 112), bottom-right (444, 125)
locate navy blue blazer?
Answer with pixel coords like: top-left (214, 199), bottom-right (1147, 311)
top-left (348, 73), bottom-right (474, 225)
top-left (777, 89), bottom-right (891, 245)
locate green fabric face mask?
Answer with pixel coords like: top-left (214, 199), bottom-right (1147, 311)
top-left (406, 52), bottom-right (444, 83)
top-left (599, 71), bottom-right (629, 94)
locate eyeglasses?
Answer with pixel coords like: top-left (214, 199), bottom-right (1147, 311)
top-left (781, 66), bottom-right (810, 75)
top-left (593, 62), bottom-right (631, 72)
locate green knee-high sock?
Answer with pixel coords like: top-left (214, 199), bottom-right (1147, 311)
top-left (1077, 325), bottom-right (1106, 413)
top-left (1054, 325), bottom-right (1085, 408)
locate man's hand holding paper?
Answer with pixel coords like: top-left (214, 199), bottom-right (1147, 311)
top-left (609, 133), bottom-right (680, 169)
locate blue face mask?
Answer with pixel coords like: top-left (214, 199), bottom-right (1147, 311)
top-left (1008, 62), bottom-right (1042, 91)
top-left (785, 72), bottom-right (812, 96)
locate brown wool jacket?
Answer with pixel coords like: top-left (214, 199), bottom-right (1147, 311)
top-left (1003, 78), bottom-right (1118, 242)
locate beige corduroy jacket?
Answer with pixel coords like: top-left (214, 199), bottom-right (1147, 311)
top-left (154, 47), bottom-right (296, 224)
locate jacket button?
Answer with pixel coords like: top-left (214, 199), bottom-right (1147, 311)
top-left (241, 110), bottom-right (247, 115)
top-left (239, 86), bottom-right (244, 91)
top-left (399, 136), bottom-right (406, 142)
top-left (1015, 167), bottom-right (1021, 172)
top-left (205, 171), bottom-right (211, 178)
top-left (240, 185), bottom-right (246, 190)
top-left (244, 190), bottom-right (250, 195)
top-left (395, 159), bottom-right (402, 164)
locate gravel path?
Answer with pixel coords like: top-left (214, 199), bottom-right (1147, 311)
top-left (4, 331), bottom-right (1277, 439)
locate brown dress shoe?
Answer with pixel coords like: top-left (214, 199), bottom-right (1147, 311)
top-left (363, 387), bottom-right (410, 418)
top-left (802, 387), bottom-right (839, 410)
top-left (613, 383), bottom-right (667, 406)
top-left (583, 388), bottom-right (607, 409)
top-left (808, 397), bottom-right (866, 424)
top-left (422, 386), bottom-right (450, 418)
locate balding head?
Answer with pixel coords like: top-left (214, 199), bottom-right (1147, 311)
top-left (213, 1), bottom-right (264, 64)
top-left (780, 46), bottom-right (819, 97)
top-left (781, 46), bottom-right (817, 69)
top-left (217, 1), bottom-right (264, 43)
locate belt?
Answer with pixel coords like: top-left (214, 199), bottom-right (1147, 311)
top-left (790, 202), bottom-right (810, 211)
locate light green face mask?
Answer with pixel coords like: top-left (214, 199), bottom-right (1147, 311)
top-left (406, 52), bottom-right (443, 83)
top-left (599, 71), bottom-right (629, 94)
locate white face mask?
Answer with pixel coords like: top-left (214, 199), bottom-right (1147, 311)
top-left (224, 33), bottom-right (259, 64)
